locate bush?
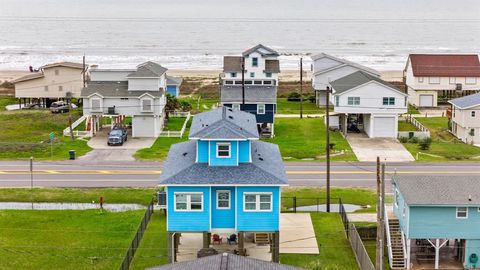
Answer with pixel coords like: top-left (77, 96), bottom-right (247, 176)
top-left (308, 94), bottom-right (316, 103)
top-left (179, 100), bottom-right (192, 112)
top-left (0, 81), bottom-right (14, 89)
top-left (408, 137), bottom-right (419, 143)
top-left (287, 92), bottom-right (301, 101)
top-left (418, 137), bottom-right (432, 150)
top-left (399, 137), bottom-right (408, 143)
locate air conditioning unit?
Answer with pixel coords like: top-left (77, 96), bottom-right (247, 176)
top-left (157, 191), bottom-right (167, 209)
top-left (456, 83), bottom-right (462, 90)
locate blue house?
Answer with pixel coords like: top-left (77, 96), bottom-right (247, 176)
top-left (389, 175), bottom-right (480, 270)
top-left (159, 107), bottom-right (288, 263)
top-left (220, 44), bottom-right (280, 137)
top-left (166, 75), bottom-right (183, 97)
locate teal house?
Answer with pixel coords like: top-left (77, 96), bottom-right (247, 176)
top-left (159, 107), bottom-right (288, 263)
top-left (389, 175), bottom-right (480, 270)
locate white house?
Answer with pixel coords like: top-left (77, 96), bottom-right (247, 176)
top-left (404, 54), bottom-right (480, 107)
top-left (311, 53), bottom-right (380, 106)
top-left (448, 92), bottom-right (480, 145)
top-left (81, 61), bottom-right (176, 138)
top-left (331, 71), bottom-right (408, 138)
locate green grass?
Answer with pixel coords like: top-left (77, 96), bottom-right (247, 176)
top-left (276, 98), bottom-right (325, 114)
top-left (0, 96), bottom-right (17, 111)
top-left (163, 117), bottom-right (187, 131)
top-left (0, 188), bottom-right (156, 205)
top-left (0, 209), bottom-right (144, 270)
top-left (130, 212), bottom-right (169, 269)
top-left (398, 121), bottom-right (418, 131)
top-left (407, 103), bottom-right (420, 114)
top-left (178, 96), bottom-right (218, 112)
top-left (0, 110), bottom-right (91, 160)
top-left (401, 117), bottom-right (480, 161)
top-left (280, 212), bottom-right (358, 270)
top-left (264, 118), bottom-right (356, 161)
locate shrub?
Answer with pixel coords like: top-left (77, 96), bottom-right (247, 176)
top-left (399, 137), bottom-right (408, 143)
top-left (418, 137), bottom-right (432, 150)
top-left (287, 92), bottom-right (301, 101)
top-left (408, 137), bottom-right (419, 143)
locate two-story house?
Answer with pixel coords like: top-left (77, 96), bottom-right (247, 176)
top-left (447, 92), bottom-right (480, 145)
top-left (404, 54), bottom-right (480, 107)
top-left (81, 61), bottom-right (177, 137)
top-left (159, 107), bottom-right (288, 263)
top-left (12, 62), bottom-right (87, 107)
top-left (220, 44), bottom-right (280, 137)
top-left (390, 175), bottom-right (480, 269)
top-left (311, 53), bottom-right (380, 107)
top-left (330, 71), bottom-right (408, 138)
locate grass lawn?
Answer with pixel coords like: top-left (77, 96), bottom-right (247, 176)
top-left (398, 121), bottom-right (418, 131)
top-left (264, 117), bottom-right (356, 161)
top-left (276, 98), bottom-right (324, 114)
top-left (0, 110), bottom-right (91, 160)
top-left (401, 117), bottom-right (480, 161)
top-left (130, 212), bottom-right (169, 269)
top-left (0, 96), bottom-right (17, 111)
top-left (407, 104), bottom-right (420, 114)
top-left (163, 117), bottom-right (187, 131)
top-left (280, 212), bottom-right (358, 270)
top-left (178, 96), bottom-right (218, 113)
top-left (0, 209), bottom-right (144, 270)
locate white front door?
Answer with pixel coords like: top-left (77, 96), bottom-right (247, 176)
top-left (372, 116), bottom-right (396, 138)
top-left (419, 95), bottom-right (434, 107)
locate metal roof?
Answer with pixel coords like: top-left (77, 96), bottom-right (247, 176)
top-left (166, 75), bottom-right (183, 86)
top-left (408, 54), bottom-right (480, 77)
top-left (220, 85), bottom-right (277, 104)
top-left (41, 61), bottom-right (85, 69)
top-left (330, 71), bottom-right (406, 95)
top-left (189, 107), bottom-right (259, 139)
top-left (448, 92), bottom-right (480, 109)
top-left (159, 140), bottom-right (288, 186)
top-left (80, 81), bottom-right (164, 98)
top-left (127, 61), bottom-right (167, 78)
top-left (223, 56), bottom-right (243, 72)
top-left (11, 72), bottom-right (45, 83)
top-left (394, 175), bottom-right (480, 206)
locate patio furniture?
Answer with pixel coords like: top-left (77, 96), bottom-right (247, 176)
top-left (227, 234), bottom-right (237, 245)
top-left (212, 234), bottom-right (222, 245)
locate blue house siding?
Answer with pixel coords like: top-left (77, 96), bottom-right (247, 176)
top-left (211, 187), bottom-right (235, 229)
top-left (408, 206), bottom-right (480, 239)
top-left (224, 103), bottom-right (275, 124)
top-left (465, 239), bottom-right (480, 268)
top-left (167, 186), bottom-right (211, 232)
top-left (208, 140), bottom-right (239, 166)
top-left (392, 187), bottom-right (410, 238)
top-left (196, 140), bottom-right (209, 162)
top-left (236, 186), bottom-right (280, 232)
top-left (238, 140), bottom-right (251, 163)
top-left (166, 85), bottom-right (179, 97)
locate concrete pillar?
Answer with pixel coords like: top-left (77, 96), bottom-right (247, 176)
top-left (202, 232), bottom-right (210, 248)
top-left (435, 239), bottom-right (440, 269)
top-left (272, 231), bottom-right (280, 263)
top-left (238, 232), bottom-right (245, 256)
top-left (406, 239), bottom-right (411, 269)
top-left (344, 114), bottom-right (348, 137)
top-left (167, 232), bottom-right (174, 263)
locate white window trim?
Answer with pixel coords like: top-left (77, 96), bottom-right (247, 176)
top-left (232, 103), bottom-right (241, 110)
top-left (257, 104), bottom-right (266, 114)
top-left (250, 72), bottom-right (255, 78)
top-left (472, 111), bottom-right (476, 117)
top-left (429, 77), bottom-right (440, 84)
top-left (243, 192), bottom-right (273, 212)
top-left (466, 77), bottom-right (477, 85)
top-left (216, 142), bottom-right (231, 158)
top-left (174, 192), bottom-right (203, 212)
top-left (449, 77), bottom-right (456, 84)
top-left (383, 97), bottom-right (395, 106)
top-left (141, 98), bottom-right (154, 112)
top-left (347, 96), bottom-right (360, 106)
top-left (90, 98), bottom-right (102, 112)
top-left (216, 190), bottom-right (231, 210)
top-left (456, 207), bottom-right (468, 219)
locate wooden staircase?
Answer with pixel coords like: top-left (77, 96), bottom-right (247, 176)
top-left (254, 233), bottom-right (270, 245)
top-left (388, 219), bottom-right (406, 269)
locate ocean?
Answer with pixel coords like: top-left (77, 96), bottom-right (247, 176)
top-left (0, 0), bottom-right (479, 70)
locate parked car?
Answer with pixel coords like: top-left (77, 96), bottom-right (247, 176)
top-left (23, 103), bottom-right (42, 110)
top-left (50, 101), bottom-right (69, 113)
top-left (107, 126), bottom-right (128, 146)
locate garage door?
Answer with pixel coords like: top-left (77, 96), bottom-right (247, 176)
top-left (373, 117), bottom-right (396, 138)
top-left (419, 95), bottom-right (434, 107)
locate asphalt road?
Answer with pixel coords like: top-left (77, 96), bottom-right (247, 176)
top-left (1, 160), bottom-right (479, 191)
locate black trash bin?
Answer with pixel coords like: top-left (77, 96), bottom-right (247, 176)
top-left (69, 150), bottom-right (76, 160)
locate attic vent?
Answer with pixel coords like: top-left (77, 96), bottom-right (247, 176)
top-left (228, 116), bottom-right (234, 119)
top-left (183, 152), bottom-right (188, 156)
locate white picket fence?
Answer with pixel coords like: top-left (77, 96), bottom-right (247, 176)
top-left (63, 115), bottom-right (89, 137)
top-left (159, 112), bottom-right (191, 138)
top-left (402, 115), bottom-right (431, 138)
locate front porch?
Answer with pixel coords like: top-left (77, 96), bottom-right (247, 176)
top-left (407, 239), bottom-right (465, 270)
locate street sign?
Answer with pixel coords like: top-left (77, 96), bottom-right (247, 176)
top-left (49, 132), bottom-right (55, 141)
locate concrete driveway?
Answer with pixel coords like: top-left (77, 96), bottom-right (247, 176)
top-left (346, 133), bottom-right (415, 162)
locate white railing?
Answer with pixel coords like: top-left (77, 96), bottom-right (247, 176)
top-left (401, 228), bottom-right (407, 267)
top-left (406, 115), bottom-right (430, 134)
top-left (159, 112), bottom-right (191, 138)
top-left (384, 205), bottom-right (394, 269)
top-left (63, 115), bottom-right (87, 137)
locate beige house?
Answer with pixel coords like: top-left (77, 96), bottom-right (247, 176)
top-left (12, 62), bottom-right (87, 106)
top-left (448, 92), bottom-right (480, 145)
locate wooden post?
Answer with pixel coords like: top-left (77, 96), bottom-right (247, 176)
top-left (300, 57), bottom-right (303, 119)
top-left (326, 86), bottom-right (331, 212)
top-left (202, 232), bottom-right (209, 248)
top-left (376, 156), bottom-right (382, 270)
top-left (238, 232), bottom-right (245, 256)
top-left (167, 232), bottom-right (174, 263)
top-left (272, 232), bottom-right (280, 263)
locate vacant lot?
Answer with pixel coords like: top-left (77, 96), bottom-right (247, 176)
top-left (276, 98), bottom-right (324, 114)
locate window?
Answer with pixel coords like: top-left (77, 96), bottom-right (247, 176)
top-left (449, 77), bottom-right (456, 84)
top-left (174, 193), bottom-right (203, 211)
top-left (257, 104), bottom-right (265, 114)
top-left (234, 81), bottom-right (243, 85)
top-left (456, 207), bottom-right (468, 219)
top-left (225, 80), bottom-right (234, 85)
top-left (44, 86), bottom-right (49, 91)
top-left (250, 72), bottom-right (255, 78)
top-left (91, 98), bottom-right (102, 112)
top-left (141, 98), bottom-right (153, 112)
top-left (55, 69), bottom-right (59, 75)
top-left (347, 97), bottom-right (360, 106)
top-left (429, 77), bottom-right (440, 84)
top-left (266, 72), bottom-right (272, 78)
top-left (394, 188), bottom-right (399, 208)
top-left (383, 97), bottom-right (395, 105)
top-left (244, 80), bottom-right (253, 85)
top-left (254, 80), bottom-right (262, 85)
top-left (216, 142), bottom-right (231, 158)
top-left (418, 77), bottom-right (424, 83)
top-left (120, 98), bottom-right (129, 101)
top-left (335, 96), bottom-right (339, 107)
top-left (472, 111), bottom-right (476, 117)
top-left (263, 80), bottom-right (272, 85)
top-left (58, 86), bottom-right (63, 92)
top-left (466, 77), bottom-right (477, 85)
top-left (470, 129), bottom-right (475, 136)
top-left (402, 202), bottom-right (406, 217)
top-left (230, 72), bottom-right (237, 78)
top-left (232, 103), bottom-right (240, 110)
top-left (244, 193), bottom-right (272, 211)
top-left (252, 57), bottom-right (258, 67)
top-left (217, 190), bottom-right (230, 209)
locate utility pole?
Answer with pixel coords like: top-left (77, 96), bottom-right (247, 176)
top-left (66, 92), bottom-right (74, 142)
top-left (375, 156), bottom-right (383, 270)
top-left (380, 162), bottom-right (386, 270)
top-left (30, 157), bottom-right (34, 209)
top-left (82, 55), bottom-right (86, 88)
top-left (300, 57), bottom-right (303, 119)
top-left (326, 86), bottom-right (331, 212)
top-left (241, 56), bottom-right (245, 108)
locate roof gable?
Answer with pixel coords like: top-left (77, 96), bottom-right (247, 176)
top-left (127, 61), bottom-right (167, 78)
top-left (242, 44), bottom-right (279, 57)
top-left (331, 71), bottom-right (406, 96)
top-left (448, 92), bottom-right (480, 109)
top-left (311, 53), bottom-right (380, 76)
top-left (41, 62), bottom-right (85, 70)
top-left (408, 54), bottom-right (480, 77)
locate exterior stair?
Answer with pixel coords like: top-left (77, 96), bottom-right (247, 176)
top-left (254, 233), bottom-right (270, 245)
top-left (388, 219), bottom-right (406, 269)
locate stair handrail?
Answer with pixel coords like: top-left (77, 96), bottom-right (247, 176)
top-left (400, 228), bottom-right (407, 267)
top-left (384, 205), bottom-right (394, 269)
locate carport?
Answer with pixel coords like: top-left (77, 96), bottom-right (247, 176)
top-left (339, 113), bottom-right (397, 138)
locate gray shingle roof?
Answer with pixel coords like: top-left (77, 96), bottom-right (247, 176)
top-left (166, 75), bottom-right (183, 86)
top-left (223, 56), bottom-right (243, 72)
top-left (189, 107), bottom-right (259, 139)
top-left (265, 59), bottom-right (280, 73)
top-left (220, 85), bottom-right (277, 104)
top-left (330, 71), bottom-right (406, 95)
top-left (159, 140), bottom-right (288, 186)
top-left (243, 44), bottom-right (280, 57)
top-left (147, 253), bottom-right (303, 270)
top-left (448, 92), bottom-right (480, 109)
top-left (311, 53), bottom-right (380, 76)
top-left (127, 61), bottom-right (167, 78)
top-left (80, 81), bottom-right (164, 98)
top-left (394, 175), bottom-right (480, 205)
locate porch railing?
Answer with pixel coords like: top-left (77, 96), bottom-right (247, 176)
top-left (385, 205), bottom-right (394, 269)
top-left (63, 115), bottom-right (87, 137)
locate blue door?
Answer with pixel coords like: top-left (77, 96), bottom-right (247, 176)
top-left (211, 187), bottom-right (235, 229)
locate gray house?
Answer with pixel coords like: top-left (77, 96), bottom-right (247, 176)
top-left (81, 61), bottom-right (180, 137)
